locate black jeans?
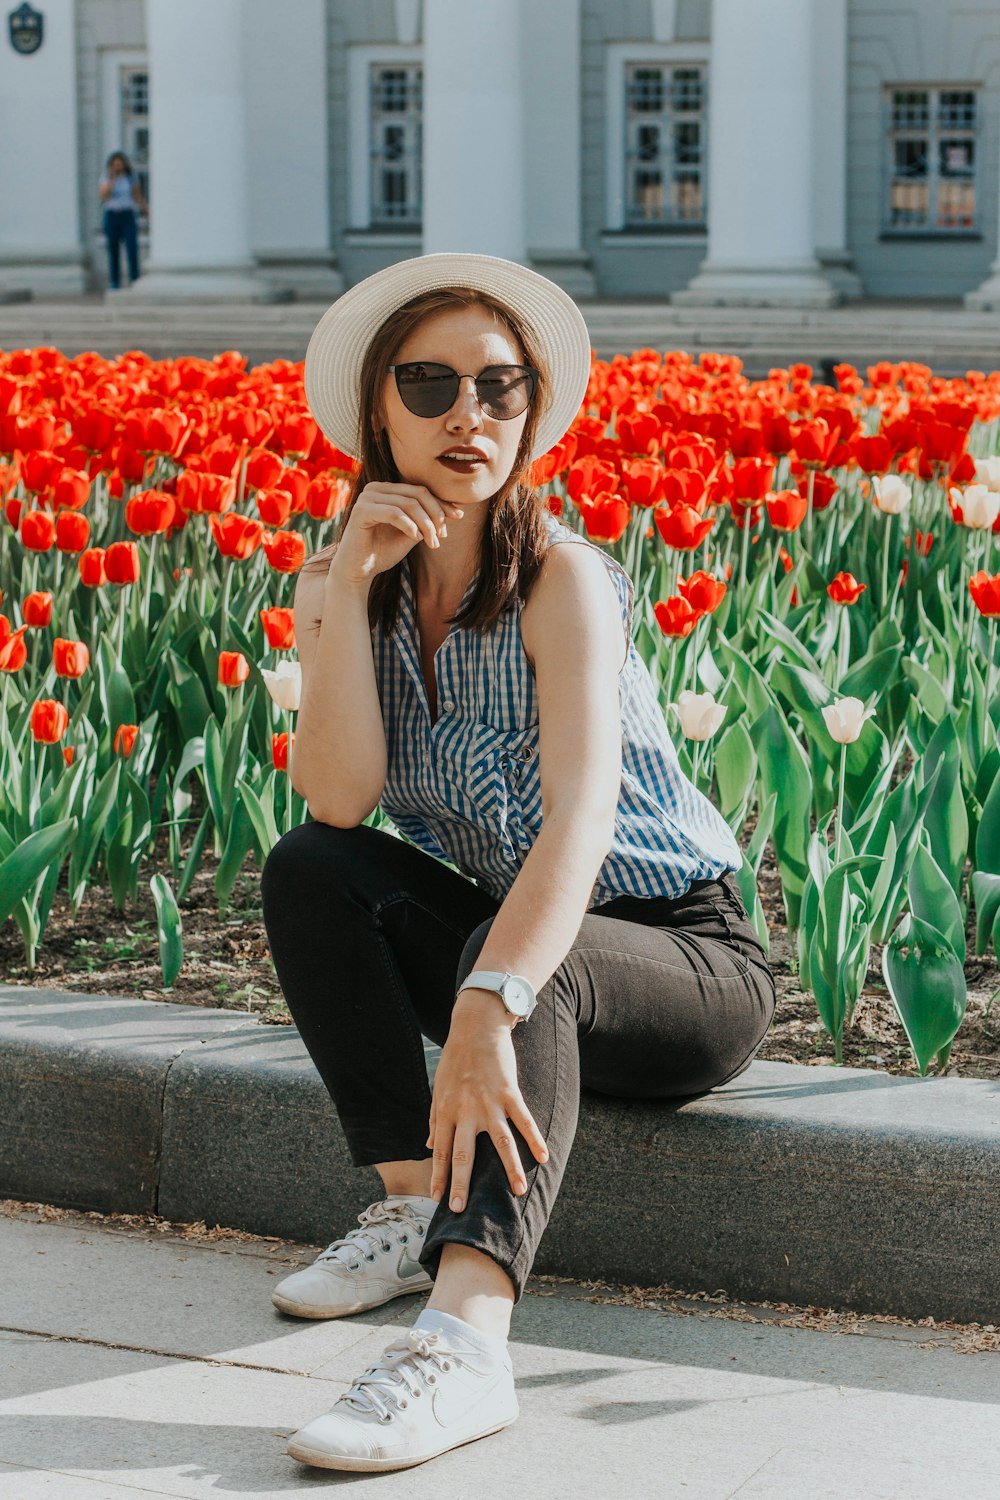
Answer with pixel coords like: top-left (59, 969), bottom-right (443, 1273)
top-left (103, 207), bottom-right (139, 287)
top-left (260, 820), bottom-right (777, 1304)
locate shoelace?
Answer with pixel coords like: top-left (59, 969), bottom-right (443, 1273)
top-left (317, 1200), bottom-right (426, 1271)
top-left (340, 1329), bottom-right (477, 1422)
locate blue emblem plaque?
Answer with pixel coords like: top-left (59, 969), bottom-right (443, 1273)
top-left (9, 3), bottom-right (43, 54)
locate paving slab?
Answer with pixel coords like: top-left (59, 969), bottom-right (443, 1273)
top-left (0, 1207), bottom-right (997, 1500)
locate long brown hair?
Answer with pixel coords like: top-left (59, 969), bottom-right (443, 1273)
top-left (300, 287), bottom-right (553, 636)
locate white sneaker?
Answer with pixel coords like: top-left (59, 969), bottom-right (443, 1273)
top-left (286, 1322), bottom-right (518, 1471)
top-left (272, 1197), bottom-right (435, 1319)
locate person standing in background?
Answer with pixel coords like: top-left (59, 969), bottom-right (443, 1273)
top-left (98, 151), bottom-right (148, 290)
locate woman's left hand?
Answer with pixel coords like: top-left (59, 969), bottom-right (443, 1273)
top-left (426, 996), bottom-right (548, 1212)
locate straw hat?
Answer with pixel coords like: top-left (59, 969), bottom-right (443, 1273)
top-left (303, 251), bottom-right (592, 462)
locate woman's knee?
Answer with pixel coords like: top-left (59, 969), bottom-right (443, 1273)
top-left (260, 820), bottom-right (361, 916)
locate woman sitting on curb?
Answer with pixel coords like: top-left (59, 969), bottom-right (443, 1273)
top-left (260, 251), bottom-right (777, 1473)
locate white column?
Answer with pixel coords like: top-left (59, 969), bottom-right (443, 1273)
top-left (0, 0), bottom-right (85, 296)
top-left (965, 165), bottom-right (1000, 308)
top-left (243, 0), bottom-right (342, 298)
top-left (523, 0), bottom-right (594, 295)
top-left (675, 0), bottom-right (838, 307)
top-left (124, 0), bottom-right (276, 301)
top-left (812, 0), bottom-right (862, 297)
top-left (422, 0), bottom-right (526, 261)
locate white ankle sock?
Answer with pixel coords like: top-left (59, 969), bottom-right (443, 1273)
top-left (384, 1193), bottom-right (438, 1218)
top-left (412, 1307), bottom-right (508, 1362)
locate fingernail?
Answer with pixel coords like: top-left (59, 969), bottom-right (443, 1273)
top-left (451, 1195), bottom-right (463, 1211)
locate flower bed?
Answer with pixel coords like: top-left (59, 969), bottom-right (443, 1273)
top-left (1, 346), bottom-right (998, 1078)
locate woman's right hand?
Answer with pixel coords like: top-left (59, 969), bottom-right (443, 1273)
top-left (330, 481), bottom-right (465, 586)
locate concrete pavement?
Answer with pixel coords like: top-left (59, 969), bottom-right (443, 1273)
top-left (0, 1200), bottom-right (997, 1500)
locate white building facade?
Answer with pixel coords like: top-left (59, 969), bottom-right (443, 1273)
top-left (2, 0), bottom-right (999, 306)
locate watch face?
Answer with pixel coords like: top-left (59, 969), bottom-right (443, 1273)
top-left (503, 977), bottom-right (533, 1016)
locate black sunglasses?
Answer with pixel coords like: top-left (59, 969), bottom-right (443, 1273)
top-left (388, 361), bottom-right (538, 421)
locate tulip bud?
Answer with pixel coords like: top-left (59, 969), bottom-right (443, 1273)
top-left (973, 456), bottom-right (1000, 492)
top-left (822, 696), bottom-right (877, 744)
top-left (260, 660), bottom-right (301, 712)
top-left (674, 690), bottom-right (727, 741)
top-left (872, 474), bottom-right (910, 514)
top-left (950, 483), bottom-right (1000, 530)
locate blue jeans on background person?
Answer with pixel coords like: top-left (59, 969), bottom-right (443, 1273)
top-left (260, 819), bottom-right (777, 1305)
top-left (103, 207), bottom-right (140, 288)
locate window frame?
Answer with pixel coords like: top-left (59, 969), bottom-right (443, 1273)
top-left (881, 84), bottom-right (980, 239)
top-left (347, 43), bottom-right (423, 235)
top-left (604, 41), bottom-right (709, 237)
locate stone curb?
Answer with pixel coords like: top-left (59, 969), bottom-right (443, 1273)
top-left (1, 985), bottom-right (997, 1325)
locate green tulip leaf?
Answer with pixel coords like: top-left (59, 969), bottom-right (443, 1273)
top-left (882, 913), bottom-right (967, 1077)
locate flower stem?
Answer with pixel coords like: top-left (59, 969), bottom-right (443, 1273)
top-left (835, 741), bottom-right (847, 862)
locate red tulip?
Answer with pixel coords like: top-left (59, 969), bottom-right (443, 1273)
top-left (114, 723), bottom-right (139, 756)
top-left (260, 606), bottom-right (296, 649)
top-left (78, 548), bottom-right (107, 587)
top-left (272, 731), bottom-right (295, 770)
top-left (52, 467), bottom-right (91, 511)
top-left (20, 509), bottom-right (56, 552)
top-left (827, 572), bottom-right (867, 604)
top-left (255, 487), bottom-right (293, 528)
top-left (55, 510), bottom-right (90, 552)
top-left (218, 650), bottom-right (250, 688)
top-left (305, 474), bottom-right (351, 521)
top-left (969, 570), bottom-right (1000, 617)
top-left (766, 489), bottom-right (809, 532)
top-left (0, 620), bottom-right (29, 672)
top-left (244, 447), bottom-right (285, 491)
top-left (260, 528), bottom-right (307, 573)
top-left (577, 491), bottom-right (630, 543)
top-left (30, 699), bottom-right (70, 743)
top-left (22, 592), bottom-right (53, 627)
top-left (653, 597), bottom-right (702, 637)
top-left (105, 540), bottom-right (140, 585)
top-left (126, 489), bottom-right (175, 536)
top-left (677, 571), bottom-right (726, 614)
top-left (654, 503), bottom-right (715, 551)
top-left (210, 511), bottom-right (265, 560)
top-left (53, 638), bottom-right (90, 678)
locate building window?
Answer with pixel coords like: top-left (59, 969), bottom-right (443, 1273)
top-left (884, 87), bottom-right (978, 234)
top-left (120, 66), bottom-right (149, 206)
top-left (369, 63), bottom-right (422, 229)
top-left (624, 62), bottom-right (706, 229)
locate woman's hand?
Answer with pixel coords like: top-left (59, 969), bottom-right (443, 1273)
top-left (426, 995), bottom-right (549, 1211)
top-left (331, 481), bottom-right (464, 587)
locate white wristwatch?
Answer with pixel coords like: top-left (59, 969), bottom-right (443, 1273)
top-left (457, 970), bottom-right (537, 1025)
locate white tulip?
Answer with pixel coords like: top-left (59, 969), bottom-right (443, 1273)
top-left (675, 689), bottom-right (727, 741)
top-left (973, 456), bottom-right (1000, 492)
top-left (822, 696), bottom-right (877, 745)
top-left (950, 483), bottom-right (1000, 531)
top-left (260, 660), bottom-right (301, 712)
top-left (872, 474), bottom-right (910, 514)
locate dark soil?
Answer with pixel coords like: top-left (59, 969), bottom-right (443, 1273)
top-left (2, 812), bottom-right (998, 1080)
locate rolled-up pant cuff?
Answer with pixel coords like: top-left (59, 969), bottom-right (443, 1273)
top-left (418, 1218), bottom-right (528, 1305)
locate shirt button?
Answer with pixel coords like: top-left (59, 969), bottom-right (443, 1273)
top-left (442, 700), bottom-right (455, 713)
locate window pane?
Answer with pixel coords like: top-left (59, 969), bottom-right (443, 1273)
top-left (370, 63), bottom-right (422, 226)
top-left (939, 91), bottom-right (975, 129)
top-left (892, 90), bottom-right (929, 129)
top-left (624, 61), bottom-right (706, 228)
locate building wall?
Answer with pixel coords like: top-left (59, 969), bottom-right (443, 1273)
top-left (580, 0), bottom-right (711, 297)
top-left (846, 0), bottom-right (1000, 297)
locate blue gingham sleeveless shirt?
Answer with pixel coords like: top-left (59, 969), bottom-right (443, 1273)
top-left (372, 509), bottom-right (742, 908)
